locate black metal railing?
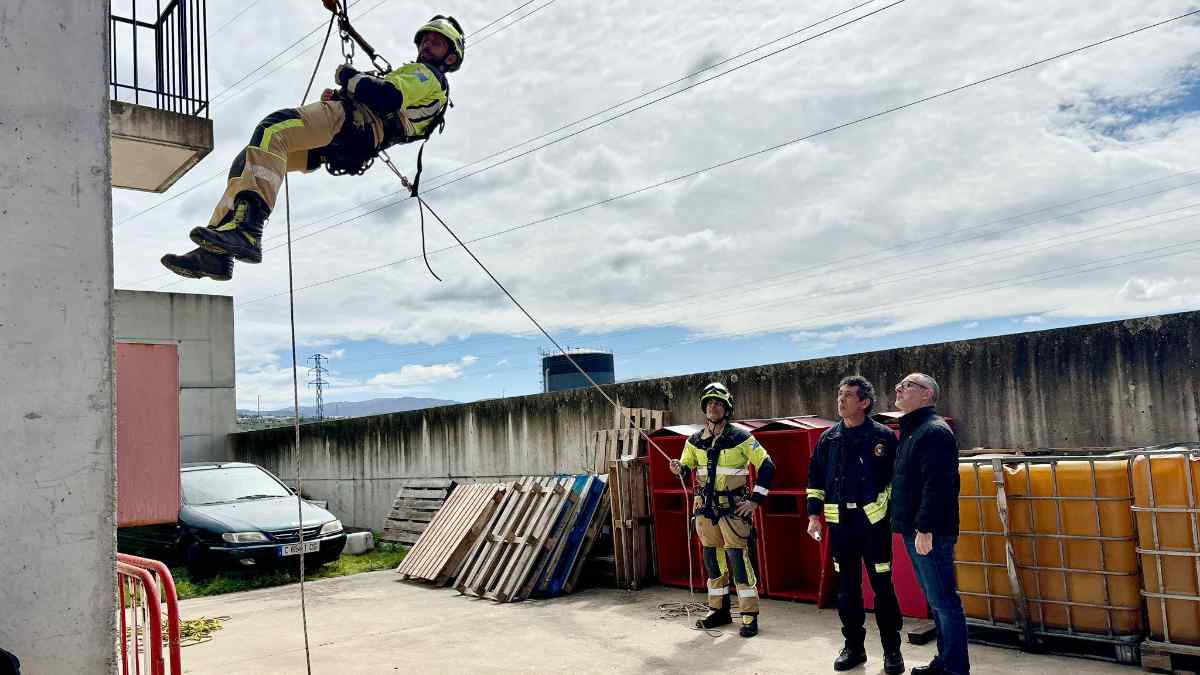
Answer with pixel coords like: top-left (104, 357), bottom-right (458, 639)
top-left (110, 0), bottom-right (209, 117)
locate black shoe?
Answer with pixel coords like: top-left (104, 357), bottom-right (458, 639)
top-left (834, 647), bottom-right (867, 671)
top-left (696, 607), bottom-right (732, 629)
top-left (910, 663), bottom-right (943, 675)
top-left (738, 613), bottom-right (758, 638)
top-left (190, 193), bottom-right (269, 263)
top-left (161, 248), bottom-right (233, 281)
top-left (884, 651), bottom-right (905, 675)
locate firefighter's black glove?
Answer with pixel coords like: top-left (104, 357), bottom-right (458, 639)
top-left (335, 64), bottom-right (360, 88)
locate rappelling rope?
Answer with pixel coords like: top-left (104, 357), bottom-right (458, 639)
top-left (402, 195), bottom-right (730, 636)
top-left (282, 11), bottom-right (338, 675)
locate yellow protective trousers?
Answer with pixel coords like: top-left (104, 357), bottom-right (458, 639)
top-left (206, 100), bottom-right (383, 227)
top-left (694, 496), bottom-right (760, 614)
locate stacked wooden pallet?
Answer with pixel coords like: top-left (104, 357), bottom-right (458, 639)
top-left (585, 407), bottom-right (670, 475)
top-left (609, 456), bottom-right (655, 590)
top-left (396, 483), bottom-right (507, 585)
top-left (531, 474), bottom-right (610, 597)
top-left (453, 475), bottom-right (609, 602)
top-left (380, 478), bottom-right (457, 546)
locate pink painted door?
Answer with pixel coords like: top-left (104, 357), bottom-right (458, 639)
top-left (116, 342), bottom-right (181, 527)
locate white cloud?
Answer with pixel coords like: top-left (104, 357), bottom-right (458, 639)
top-left (1022, 316), bottom-right (1047, 325)
top-left (1118, 276), bottom-right (1200, 302)
top-left (113, 1), bottom-right (1200, 401)
top-left (366, 355), bottom-right (478, 389)
top-left (963, 322), bottom-right (980, 329)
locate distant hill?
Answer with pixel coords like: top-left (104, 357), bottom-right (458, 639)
top-left (238, 396), bottom-right (459, 419)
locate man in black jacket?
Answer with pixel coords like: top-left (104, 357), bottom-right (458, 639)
top-left (891, 373), bottom-right (968, 675)
top-left (807, 376), bottom-right (904, 674)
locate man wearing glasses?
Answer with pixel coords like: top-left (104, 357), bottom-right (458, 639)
top-left (891, 373), bottom-right (968, 675)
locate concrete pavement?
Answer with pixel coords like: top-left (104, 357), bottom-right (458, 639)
top-left (179, 571), bottom-right (1131, 674)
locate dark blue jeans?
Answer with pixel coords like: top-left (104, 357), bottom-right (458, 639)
top-left (904, 534), bottom-right (969, 675)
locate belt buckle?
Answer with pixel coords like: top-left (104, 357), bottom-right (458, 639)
top-left (845, 502), bottom-right (858, 509)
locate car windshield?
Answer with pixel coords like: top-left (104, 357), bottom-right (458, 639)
top-left (182, 466), bottom-right (291, 505)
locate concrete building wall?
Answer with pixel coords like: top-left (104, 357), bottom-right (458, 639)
top-left (233, 312), bottom-right (1200, 531)
top-left (0, 2), bottom-right (116, 672)
top-left (114, 290), bottom-right (236, 462)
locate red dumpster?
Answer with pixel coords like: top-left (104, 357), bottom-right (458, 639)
top-left (647, 425), bottom-right (707, 590)
top-left (744, 416), bottom-right (835, 602)
top-left (647, 423), bottom-right (766, 598)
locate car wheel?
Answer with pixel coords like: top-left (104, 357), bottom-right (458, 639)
top-left (185, 543), bottom-right (215, 581)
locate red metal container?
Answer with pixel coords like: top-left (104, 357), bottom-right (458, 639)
top-left (647, 423), bottom-right (766, 597)
top-left (745, 416), bottom-right (835, 602)
top-left (647, 425), bottom-right (707, 589)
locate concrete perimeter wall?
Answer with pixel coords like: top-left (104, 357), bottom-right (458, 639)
top-left (0, 1), bottom-right (116, 671)
top-left (234, 312), bottom-right (1200, 530)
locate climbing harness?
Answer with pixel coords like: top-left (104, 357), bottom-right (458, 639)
top-left (321, 0), bottom-right (453, 278)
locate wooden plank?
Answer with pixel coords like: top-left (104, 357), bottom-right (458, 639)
top-left (397, 487), bottom-right (450, 500)
top-left (399, 477), bottom-right (457, 489)
top-left (391, 498), bottom-right (445, 510)
top-left (501, 477), bottom-right (578, 601)
top-left (389, 508), bottom-right (440, 522)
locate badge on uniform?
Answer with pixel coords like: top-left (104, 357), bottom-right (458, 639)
top-left (874, 443), bottom-right (885, 457)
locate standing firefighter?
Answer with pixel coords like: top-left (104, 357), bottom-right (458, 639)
top-left (669, 382), bottom-right (776, 637)
top-left (807, 376), bottom-right (905, 674)
top-left (162, 7), bottom-right (465, 281)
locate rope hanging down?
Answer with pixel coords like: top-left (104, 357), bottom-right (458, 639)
top-left (409, 194), bottom-right (728, 636)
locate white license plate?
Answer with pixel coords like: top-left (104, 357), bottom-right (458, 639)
top-left (279, 540), bottom-right (320, 557)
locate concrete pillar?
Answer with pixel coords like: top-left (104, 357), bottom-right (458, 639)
top-left (0, 2), bottom-right (116, 672)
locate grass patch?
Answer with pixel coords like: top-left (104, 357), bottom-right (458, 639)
top-left (174, 543), bottom-right (406, 600)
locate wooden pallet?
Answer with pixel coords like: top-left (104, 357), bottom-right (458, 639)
top-left (609, 456), bottom-right (654, 590)
top-left (454, 477), bottom-right (578, 602)
top-left (1141, 639), bottom-right (1200, 673)
top-left (563, 488), bottom-right (612, 594)
top-left (530, 475), bottom-right (609, 597)
top-left (583, 408), bottom-right (671, 475)
top-left (395, 482), bottom-right (507, 585)
top-left (380, 478), bottom-right (457, 546)
top-left (613, 406), bottom-right (670, 433)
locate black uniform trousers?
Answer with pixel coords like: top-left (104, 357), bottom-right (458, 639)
top-left (830, 507), bottom-right (903, 652)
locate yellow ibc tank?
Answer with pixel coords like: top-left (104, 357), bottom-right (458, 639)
top-left (957, 457), bottom-right (1141, 635)
top-left (957, 460), bottom-right (1016, 625)
top-left (1132, 453), bottom-right (1200, 645)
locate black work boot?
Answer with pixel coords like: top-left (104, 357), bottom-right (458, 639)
top-left (190, 192), bottom-right (269, 263)
top-left (883, 650), bottom-right (905, 675)
top-left (161, 247), bottom-right (234, 281)
top-left (834, 646), bottom-right (867, 671)
top-left (910, 663), bottom-right (943, 675)
top-left (696, 595), bottom-right (732, 629)
top-left (738, 612), bottom-right (759, 638)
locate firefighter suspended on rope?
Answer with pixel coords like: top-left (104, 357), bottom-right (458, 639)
top-left (669, 383), bottom-right (776, 638)
top-left (162, 1), bottom-right (464, 281)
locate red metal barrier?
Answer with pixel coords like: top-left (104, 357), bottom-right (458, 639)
top-left (746, 417), bottom-right (835, 602)
top-left (117, 554), bottom-right (181, 675)
top-left (648, 425), bottom-right (707, 589)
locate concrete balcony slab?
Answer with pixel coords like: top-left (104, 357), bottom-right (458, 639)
top-left (110, 100), bottom-right (213, 193)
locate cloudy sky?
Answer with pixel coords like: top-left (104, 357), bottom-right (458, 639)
top-left (111, 1), bottom-right (1200, 410)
